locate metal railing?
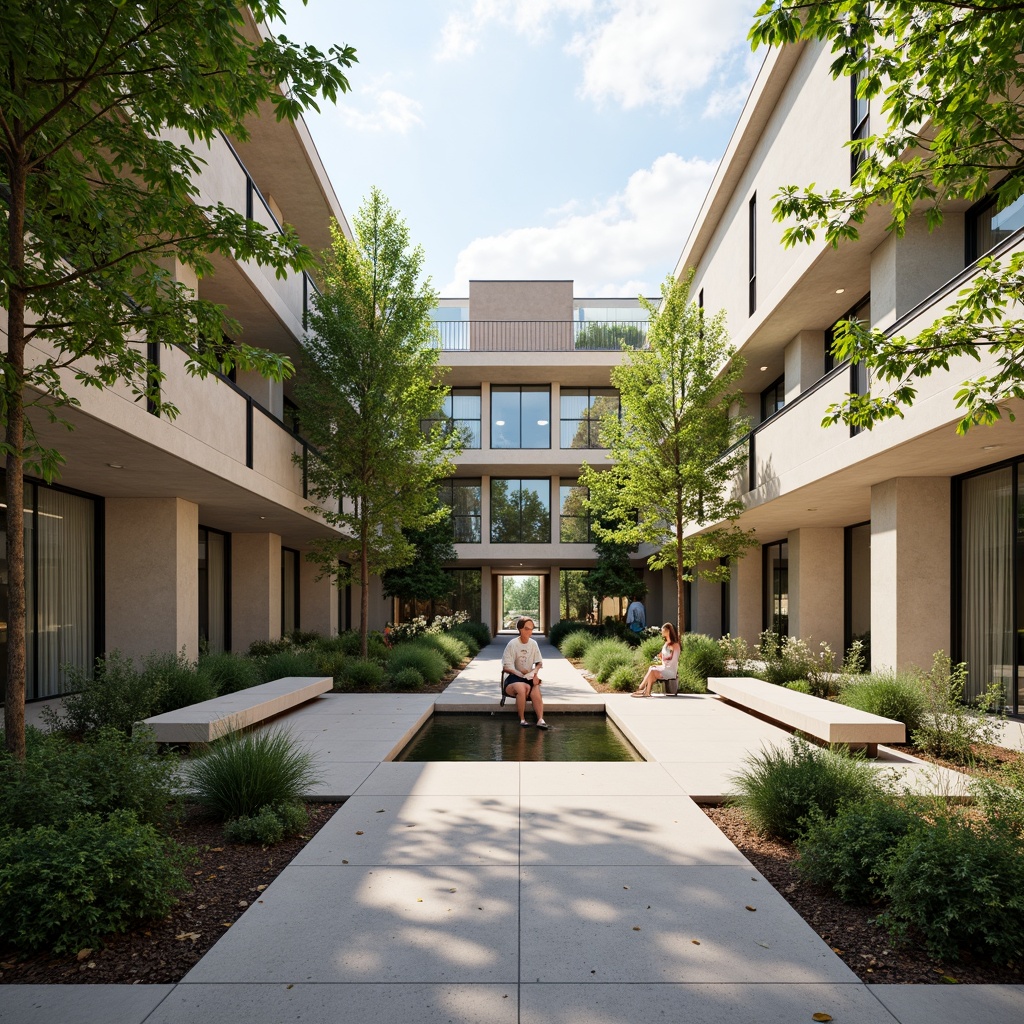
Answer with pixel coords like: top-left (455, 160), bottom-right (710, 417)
top-left (431, 320), bottom-right (650, 352)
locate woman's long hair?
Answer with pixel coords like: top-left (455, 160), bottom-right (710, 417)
top-left (662, 622), bottom-right (679, 644)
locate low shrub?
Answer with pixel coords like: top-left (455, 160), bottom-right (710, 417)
top-left (224, 802), bottom-right (308, 845)
top-left (718, 633), bottom-right (752, 675)
top-left (46, 650), bottom-right (161, 735)
top-left (676, 673), bottom-right (708, 694)
top-left (582, 638), bottom-right (633, 681)
top-left (246, 637), bottom-right (293, 658)
top-left (607, 664), bottom-right (639, 692)
top-left (314, 650), bottom-right (348, 685)
top-left (796, 798), bottom-right (921, 903)
top-left (634, 635), bottom-right (666, 664)
top-left (0, 810), bottom-right (194, 954)
top-left (309, 634), bottom-right (349, 655)
top-left (147, 651), bottom-right (216, 715)
top-left (972, 761), bottom-right (1024, 838)
top-left (286, 629), bottom-right (324, 647)
top-left (786, 679), bottom-right (812, 694)
top-left (549, 619), bottom-right (594, 649)
top-left (0, 727), bottom-right (180, 833)
top-left (390, 667), bottom-right (425, 691)
top-left (449, 627), bottom-right (481, 657)
top-left (679, 633), bottom-right (726, 682)
top-left (878, 813), bottom-right (1024, 963)
top-left (419, 632), bottom-right (469, 669)
top-left (256, 649), bottom-right (319, 683)
top-left (199, 652), bottom-right (260, 695)
top-left (755, 631), bottom-right (818, 686)
top-left (388, 642), bottom-right (448, 685)
top-left (337, 658), bottom-right (385, 690)
top-left (456, 620), bottom-right (492, 650)
top-left (187, 728), bottom-right (321, 821)
top-left (912, 652), bottom-right (1004, 763)
top-left (839, 671), bottom-right (926, 736)
top-left (560, 629), bottom-right (597, 659)
top-left (729, 737), bottom-right (882, 841)
top-left (336, 631), bottom-right (363, 657)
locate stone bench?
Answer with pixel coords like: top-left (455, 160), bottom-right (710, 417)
top-left (136, 676), bottom-right (332, 744)
top-left (707, 676), bottom-right (905, 756)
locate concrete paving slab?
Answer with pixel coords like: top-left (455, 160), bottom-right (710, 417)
top-left (660, 762), bottom-right (744, 801)
top-left (519, 794), bottom-right (749, 867)
top-left (305, 761), bottom-right (378, 799)
top-left (519, 865), bottom-right (858, 983)
top-left (184, 865), bottom-right (519, 984)
top-left (354, 761), bottom-right (520, 796)
top-left (149, 983), bottom-right (519, 1024)
top-left (871, 984), bottom-right (1024, 1024)
top-left (519, 983), bottom-right (899, 1024)
top-left (292, 794), bottom-right (521, 865)
top-left (0, 984), bottom-right (175, 1024)
top-left (520, 761), bottom-right (684, 796)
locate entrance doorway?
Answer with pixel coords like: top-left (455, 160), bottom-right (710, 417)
top-left (499, 574), bottom-right (542, 632)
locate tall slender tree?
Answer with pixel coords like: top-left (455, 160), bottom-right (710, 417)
top-left (0, 0), bottom-right (355, 758)
top-left (297, 189), bottom-right (457, 656)
top-left (581, 274), bottom-right (756, 633)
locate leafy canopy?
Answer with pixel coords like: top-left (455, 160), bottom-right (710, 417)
top-left (580, 273), bottom-right (755, 631)
top-left (750, 0), bottom-right (1024, 433)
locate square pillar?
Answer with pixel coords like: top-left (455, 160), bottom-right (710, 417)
top-left (299, 549), bottom-right (337, 636)
top-left (549, 566), bottom-right (561, 627)
top-left (480, 566), bottom-right (493, 633)
top-left (730, 546), bottom-right (762, 647)
top-left (693, 561), bottom-right (723, 638)
top-left (784, 330), bottom-right (826, 401)
top-left (106, 497), bottom-right (199, 664)
top-left (870, 477), bottom-right (951, 671)
top-left (788, 527), bottom-right (844, 653)
top-left (232, 532), bottom-right (282, 651)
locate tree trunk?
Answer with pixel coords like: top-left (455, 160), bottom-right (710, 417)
top-left (676, 522), bottom-right (686, 639)
top-left (359, 515), bottom-right (369, 659)
top-left (4, 158), bottom-right (28, 760)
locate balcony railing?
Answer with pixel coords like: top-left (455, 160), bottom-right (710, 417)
top-left (431, 320), bottom-right (649, 352)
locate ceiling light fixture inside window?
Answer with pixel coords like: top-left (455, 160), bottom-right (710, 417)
top-left (835, 287), bottom-right (846, 294)
top-left (760, 365), bottom-right (768, 371)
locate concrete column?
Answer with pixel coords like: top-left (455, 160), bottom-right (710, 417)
top-left (784, 330), bottom-right (826, 402)
top-left (299, 549), bottom-right (337, 636)
top-left (693, 562), bottom-right (723, 638)
top-left (231, 532), bottom-right (282, 651)
top-left (106, 497), bottom-right (199, 664)
top-left (549, 566), bottom-right (561, 626)
top-left (480, 566), bottom-right (493, 634)
top-left (480, 383), bottom-right (492, 450)
top-left (730, 547), bottom-right (762, 646)
top-left (787, 528), bottom-right (844, 653)
top-left (870, 477), bottom-right (951, 671)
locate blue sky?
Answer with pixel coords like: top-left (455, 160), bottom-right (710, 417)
top-left (278, 1), bottom-right (763, 297)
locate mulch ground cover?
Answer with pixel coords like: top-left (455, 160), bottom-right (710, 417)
top-left (0, 802), bottom-right (341, 985)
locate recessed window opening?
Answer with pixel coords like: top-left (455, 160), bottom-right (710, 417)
top-left (491, 386), bottom-right (550, 449)
top-left (559, 387), bottom-right (619, 448)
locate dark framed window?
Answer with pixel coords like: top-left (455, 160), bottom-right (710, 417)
top-left (559, 387), bottom-right (619, 448)
top-left (748, 194), bottom-right (757, 316)
top-left (559, 479), bottom-right (592, 543)
top-left (491, 386), bottom-right (550, 449)
top-left (966, 189), bottom-right (1024, 265)
top-left (762, 539), bottom-right (789, 635)
top-left (422, 387), bottom-right (481, 448)
top-left (850, 63), bottom-right (870, 179)
top-left (560, 569), bottom-right (597, 622)
top-left (282, 546), bottom-right (300, 635)
top-left (397, 568), bottom-right (482, 624)
top-left (199, 526), bottom-right (230, 653)
top-left (825, 293), bottom-right (871, 374)
top-left (439, 478), bottom-right (482, 543)
top-left (283, 396), bottom-right (301, 435)
top-left (337, 560), bottom-right (351, 634)
top-left (490, 478), bottom-right (550, 544)
top-left (844, 521), bottom-right (871, 668)
top-left (760, 375), bottom-right (785, 421)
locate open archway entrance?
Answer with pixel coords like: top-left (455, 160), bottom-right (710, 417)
top-left (496, 573), bottom-right (544, 634)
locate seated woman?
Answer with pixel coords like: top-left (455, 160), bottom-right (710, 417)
top-left (631, 623), bottom-right (680, 697)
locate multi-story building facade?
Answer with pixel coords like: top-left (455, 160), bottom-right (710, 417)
top-left (676, 40), bottom-right (1024, 713)
top-left (387, 279), bottom-right (670, 637)
top-left (1, 14), bottom-right (351, 702)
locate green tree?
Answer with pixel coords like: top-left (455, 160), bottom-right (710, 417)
top-left (381, 514), bottom-right (458, 609)
top-left (297, 189), bottom-right (456, 657)
top-left (585, 524), bottom-right (642, 620)
top-left (580, 274), bottom-right (755, 633)
top-left (0, 0), bottom-right (355, 759)
top-left (750, 0), bottom-right (1024, 434)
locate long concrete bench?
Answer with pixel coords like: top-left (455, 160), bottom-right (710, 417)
top-left (707, 675), bottom-right (905, 756)
top-left (136, 676), bottom-right (332, 744)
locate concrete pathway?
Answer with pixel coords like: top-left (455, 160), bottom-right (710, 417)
top-left (4, 638), bottom-right (1022, 1023)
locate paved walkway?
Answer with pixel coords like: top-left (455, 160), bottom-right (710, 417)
top-left (5, 639), bottom-right (1023, 1023)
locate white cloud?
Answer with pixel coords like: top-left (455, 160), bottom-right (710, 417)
top-left (437, 0), bottom-right (594, 60)
top-left (442, 152), bottom-right (717, 295)
top-left (569, 0), bottom-right (758, 110)
top-left (337, 88), bottom-right (424, 134)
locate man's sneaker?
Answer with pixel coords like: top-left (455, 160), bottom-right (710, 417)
top-left (536, 720), bottom-right (549, 729)
top-left (520, 720), bottom-right (531, 727)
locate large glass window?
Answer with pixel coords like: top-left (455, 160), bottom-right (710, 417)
top-left (748, 193), bottom-right (757, 317)
top-left (491, 478), bottom-right (550, 544)
top-left (560, 388), bottom-right (619, 448)
top-left (967, 191), bottom-right (1024, 264)
top-left (559, 480), bottom-right (592, 543)
top-left (422, 388), bottom-right (481, 448)
top-left (439, 478), bottom-right (482, 543)
top-left (199, 527), bottom-right (229, 653)
top-left (763, 539), bottom-right (789, 635)
top-left (845, 522), bottom-right (871, 667)
top-left (491, 386), bottom-right (550, 449)
top-left (851, 62), bottom-right (870, 179)
top-left (760, 376), bottom-right (785, 421)
top-left (397, 568), bottom-right (481, 623)
top-left (282, 547), bottom-right (299, 635)
top-left (1, 474), bottom-right (98, 701)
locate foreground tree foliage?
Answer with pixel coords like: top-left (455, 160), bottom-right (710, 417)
top-left (381, 515), bottom-right (458, 610)
top-left (580, 274), bottom-right (755, 633)
top-left (0, 0), bottom-right (356, 758)
top-left (750, 0), bottom-right (1024, 434)
top-left (298, 189), bottom-right (456, 657)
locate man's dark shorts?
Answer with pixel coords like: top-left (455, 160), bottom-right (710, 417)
top-left (504, 672), bottom-right (534, 696)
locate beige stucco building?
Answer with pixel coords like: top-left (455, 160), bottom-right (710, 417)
top-left (676, 39), bottom-right (1024, 713)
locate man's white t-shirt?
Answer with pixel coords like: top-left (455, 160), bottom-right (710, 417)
top-left (503, 637), bottom-right (542, 679)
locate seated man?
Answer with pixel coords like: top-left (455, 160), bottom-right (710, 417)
top-left (502, 616), bottom-right (547, 729)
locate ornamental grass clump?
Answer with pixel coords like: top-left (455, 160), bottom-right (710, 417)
top-left (419, 631), bottom-right (469, 668)
top-left (199, 651), bottom-right (260, 695)
top-left (839, 670), bottom-right (927, 736)
top-left (187, 728), bottom-right (321, 822)
top-left (560, 629), bottom-right (597, 660)
top-left (679, 633), bottom-right (726, 683)
top-left (388, 642), bottom-right (447, 685)
top-left (146, 651), bottom-right (216, 715)
top-left (729, 737), bottom-right (882, 841)
top-left (256, 649), bottom-right (319, 683)
top-left (583, 638), bottom-right (633, 682)
top-left (608, 664), bottom-right (639, 692)
top-left (337, 657), bottom-right (385, 690)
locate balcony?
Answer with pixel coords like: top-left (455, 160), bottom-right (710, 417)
top-left (431, 320), bottom-right (649, 352)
